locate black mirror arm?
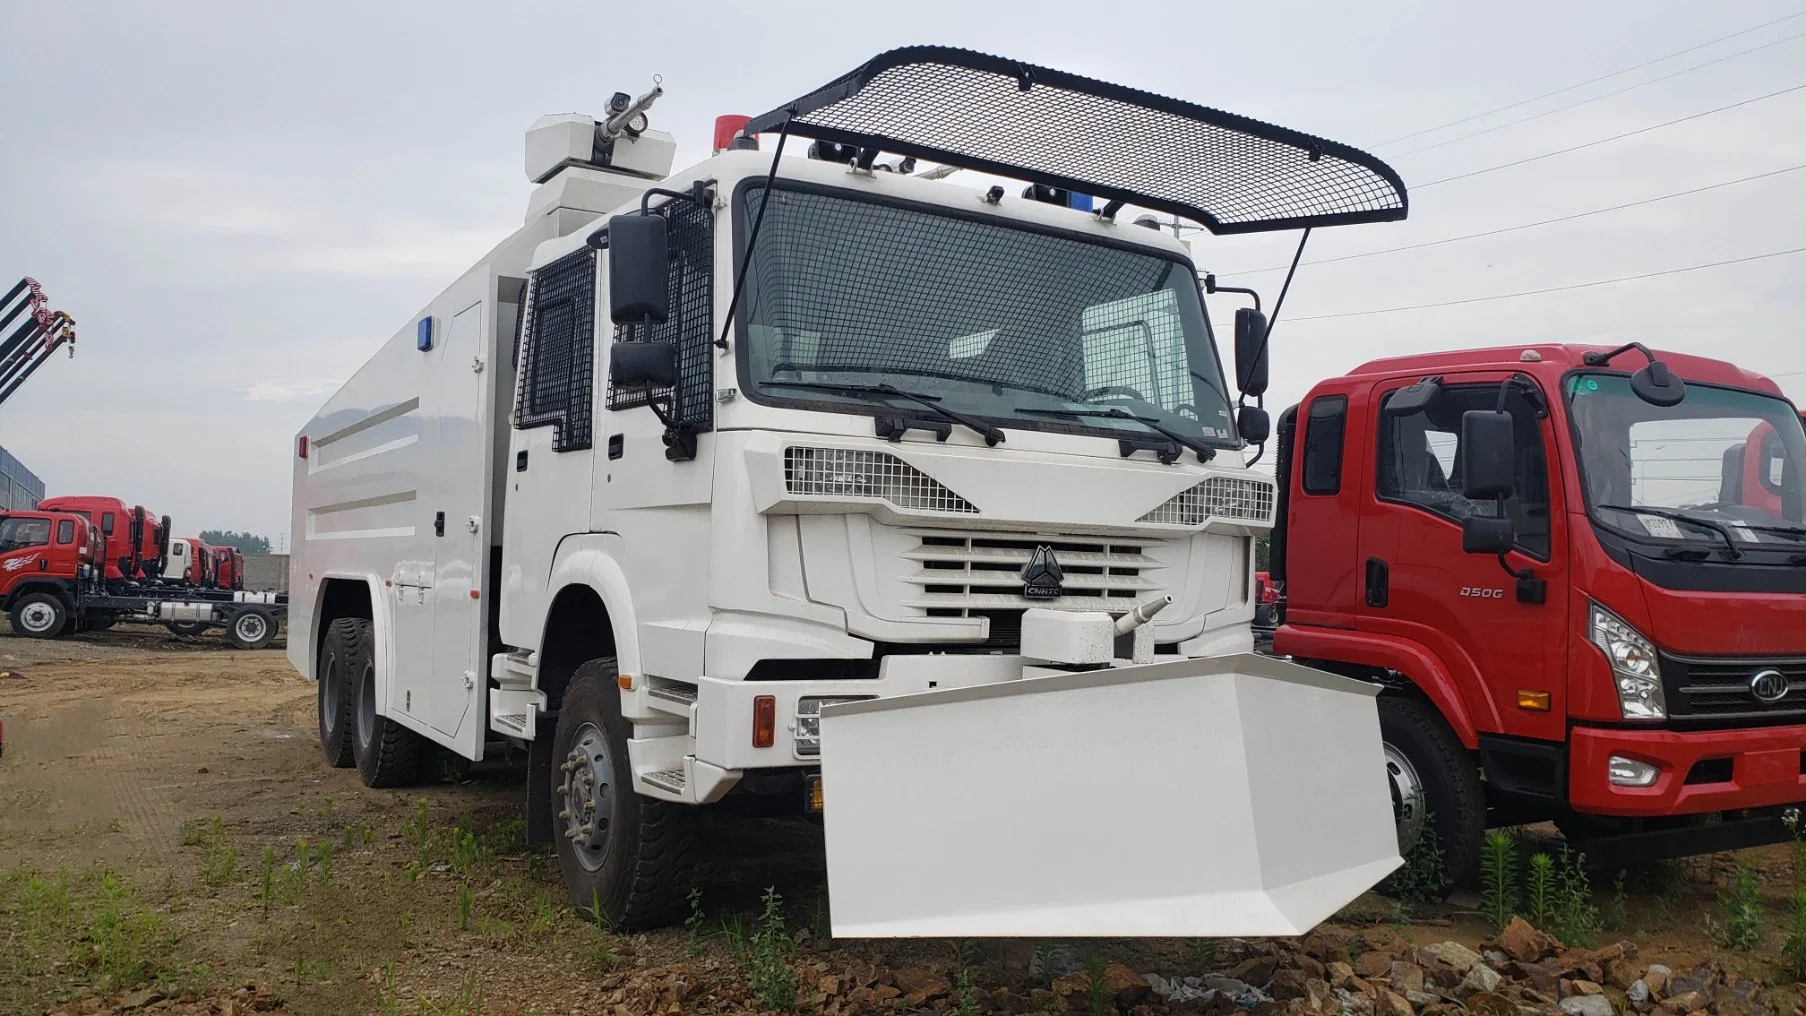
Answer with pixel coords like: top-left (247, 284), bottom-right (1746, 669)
top-left (1581, 341), bottom-right (1655, 368)
top-left (1202, 274), bottom-right (1261, 313)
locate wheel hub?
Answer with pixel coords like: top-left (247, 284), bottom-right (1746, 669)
top-left (18, 601), bottom-right (55, 632)
top-left (237, 614), bottom-right (268, 642)
top-left (558, 723), bottom-right (614, 871)
top-left (1383, 742), bottom-right (1428, 853)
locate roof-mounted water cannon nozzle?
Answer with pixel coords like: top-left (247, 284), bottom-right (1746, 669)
top-left (1114, 594), bottom-right (1173, 635)
top-left (601, 77), bottom-right (663, 139)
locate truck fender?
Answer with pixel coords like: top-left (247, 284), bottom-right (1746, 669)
top-left (312, 571), bottom-right (395, 717)
top-left (1274, 625), bottom-right (1493, 748)
top-left (544, 534), bottom-right (642, 679)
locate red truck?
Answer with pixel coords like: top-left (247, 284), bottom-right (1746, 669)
top-left (35, 495), bottom-right (168, 584)
top-left (0, 509), bottom-right (98, 636)
top-left (211, 545), bottom-right (244, 591)
top-left (1270, 342), bottom-right (1804, 878)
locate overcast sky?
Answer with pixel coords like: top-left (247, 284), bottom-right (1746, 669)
top-left (2, 0), bottom-right (1802, 542)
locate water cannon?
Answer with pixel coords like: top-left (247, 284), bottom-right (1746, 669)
top-left (600, 78), bottom-right (663, 140)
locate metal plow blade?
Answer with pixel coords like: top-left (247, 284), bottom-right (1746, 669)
top-left (818, 654), bottom-right (1400, 938)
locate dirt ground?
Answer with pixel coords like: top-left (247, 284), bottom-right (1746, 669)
top-left (0, 626), bottom-right (1800, 1016)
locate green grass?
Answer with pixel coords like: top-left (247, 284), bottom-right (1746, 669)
top-left (1, 864), bottom-right (188, 1012)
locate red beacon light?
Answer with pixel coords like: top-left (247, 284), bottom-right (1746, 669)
top-left (713, 115), bottom-right (754, 155)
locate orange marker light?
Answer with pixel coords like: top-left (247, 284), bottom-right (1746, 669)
top-left (1517, 690), bottom-right (1552, 711)
top-left (617, 674), bottom-right (634, 691)
top-left (753, 695), bottom-right (777, 748)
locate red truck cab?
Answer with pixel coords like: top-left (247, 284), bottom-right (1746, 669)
top-left (1271, 344), bottom-right (1805, 876)
top-left (36, 495), bottom-right (167, 582)
top-left (0, 509), bottom-right (97, 636)
top-left (211, 545), bottom-right (244, 590)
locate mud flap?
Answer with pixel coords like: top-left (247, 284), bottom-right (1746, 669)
top-left (817, 653), bottom-right (1400, 938)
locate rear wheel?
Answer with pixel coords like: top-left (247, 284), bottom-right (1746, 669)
top-left (9, 593), bottom-right (68, 639)
top-left (317, 618), bottom-right (364, 767)
top-left (227, 607), bottom-right (277, 650)
top-left (552, 658), bottom-right (696, 930)
top-left (1378, 695), bottom-right (1484, 887)
top-left (352, 633), bottom-right (422, 788)
top-left (89, 618), bottom-right (117, 631)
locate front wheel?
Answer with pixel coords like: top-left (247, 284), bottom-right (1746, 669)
top-left (227, 606), bottom-right (277, 650)
top-left (9, 593), bottom-right (68, 639)
top-left (1377, 695), bottom-right (1485, 887)
top-left (552, 658), bottom-right (696, 930)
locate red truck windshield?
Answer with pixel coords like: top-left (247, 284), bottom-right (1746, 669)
top-left (1567, 373), bottom-right (1806, 546)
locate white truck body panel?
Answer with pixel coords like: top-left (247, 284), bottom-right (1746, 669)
top-left (818, 654), bottom-right (1400, 937)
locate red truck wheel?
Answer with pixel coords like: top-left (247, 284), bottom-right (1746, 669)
top-left (9, 592), bottom-right (68, 639)
top-left (1377, 696), bottom-right (1485, 886)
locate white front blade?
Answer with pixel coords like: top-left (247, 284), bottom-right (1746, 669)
top-left (818, 653), bottom-right (1400, 938)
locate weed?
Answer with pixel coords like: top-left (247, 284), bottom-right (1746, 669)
top-left (314, 840), bottom-right (333, 885)
top-left (1783, 889), bottom-right (1806, 980)
top-left (448, 828), bottom-right (493, 879)
top-left (404, 798), bottom-right (433, 871)
top-left (189, 816), bottom-right (239, 886)
top-left (720, 912), bottom-right (748, 961)
top-left (1032, 940), bottom-right (1061, 986)
top-left (1, 865), bottom-right (181, 1007)
top-left (459, 883), bottom-right (474, 931)
top-left (684, 887), bottom-right (707, 953)
top-left (583, 928), bottom-right (619, 972)
top-left (1527, 852), bottom-right (1555, 926)
top-left (1480, 831), bottom-right (1519, 931)
top-left (260, 844), bottom-right (276, 916)
top-left (1084, 955), bottom-right (1113, 1016)
top-left (1787, 809), bottom-right (1806, 894)
top-left (746, 887), bottom-right (798, 1011)
top-left (1551, 848), bottom-right (1599, 947)
top-left (1604, 869), bottom-right (1629, 931)
top-left (810, 895), bottom-right (832, 946)
top-left (1707, 866), bottom-right (1764, 952)
top-left (948, 967), bottom-right (983, 1016)
top-left (1652, 859), bottom-right (1688, 923)
top-left (1386, 823), bottom-right (1449, 918)
top-left (291, 954), bottom-right (332, 985)
top-left (1187, 938), bottom-right (1219, 974)
top-left (340, 820), bottom-right (377, 849)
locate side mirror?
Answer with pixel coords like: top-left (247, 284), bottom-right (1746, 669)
top-left (607, 214), bottom-right (668, 324)
top-left (1460, 409), bottom-right (1515, 500)
top-left (1237, 404), bottom-right (1270, 443)
top-left (1233, 309), bottom-right (1269, 397)
top-left (1385, 377), bottom-right (1440, 417)
top-left (1462, 515), bottom-right (1515, 555)
top-left (609, 342), bottom-right (678, 388)
top-left (1630, 361), bottom-right (1685, 408)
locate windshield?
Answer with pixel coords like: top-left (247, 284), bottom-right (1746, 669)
top-left (737, 184), bottom-right (1237, 446)
top-left (1566, 373), bottom-right (1806, 544)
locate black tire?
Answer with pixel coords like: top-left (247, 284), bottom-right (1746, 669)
top-left (167, 621), bottom-right (205, 637)
top-left (551, 658), bottom-right (697, 931)
top-left (317, 617), bottom-right (363, 768)
top-left (227, 606), bottom-right (277, 650)
top-left (352, 627), bottom-right (422, 788)
top-left (1378, 695), bottom-right (1485, 886)
top-left (89, 618), bottom-right (117, 631)
top-left (9, 592), bottom-right (68, 639)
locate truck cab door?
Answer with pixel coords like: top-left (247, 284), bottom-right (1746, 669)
top-left (0, 515), bottom-right (52, 593)
top-left (1358, 374), bottom-right (1570, 742)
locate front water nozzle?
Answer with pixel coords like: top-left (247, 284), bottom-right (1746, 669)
top-left (1114, 594), bottom-right (1173, 635)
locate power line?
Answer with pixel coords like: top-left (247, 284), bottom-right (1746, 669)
top-left (1286, 246), bottom-right (1806, 322)
top-left (1219, 163), bottom-right (1806, 275)
top-left (1396, 31), bottom-right (1806, 157)
top-left (1375, 9), bottom-right (1806, 146)
top-left (1416, 81), bottom-right (1806, 189)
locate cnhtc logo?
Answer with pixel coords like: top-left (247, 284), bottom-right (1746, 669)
top-left (1020, 545), bottom-right (1064, 600)
top-left (1749, 668), bottom-right (1789, 705)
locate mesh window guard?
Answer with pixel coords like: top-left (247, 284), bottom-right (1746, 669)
top-left (742, 47), bottom-right (1407, 235)
top-left (607, 198), bottom-right (715, 435)
top-left (515, 248), bottom-right (597, 451)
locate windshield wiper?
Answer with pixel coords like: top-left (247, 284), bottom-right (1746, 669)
top-left (1597, 504), bottom-right (1743, 560)
top-left (1016, 406), bottom-right (1216, 463)
top-left (762, 380), bottom-right (1004, 446)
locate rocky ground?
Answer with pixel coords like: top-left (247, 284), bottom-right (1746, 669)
top-left (1, 625), bottom-right (1801, 1016)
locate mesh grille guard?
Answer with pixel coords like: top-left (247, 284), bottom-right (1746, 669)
top-left (741, 47), bottom-right (1407, 236)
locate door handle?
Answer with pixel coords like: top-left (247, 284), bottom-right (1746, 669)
top-left (1364, 557), bottom-right (1389, 608)
top-left (434, 511), bottom-right (445, 538)
top-left (516, 450), bottom-right (528, 472)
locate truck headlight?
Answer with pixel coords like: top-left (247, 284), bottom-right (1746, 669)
top-left (1588, 603), bottom-right (1666, 721)
top-left (794, 696), bottom-right (868, 757)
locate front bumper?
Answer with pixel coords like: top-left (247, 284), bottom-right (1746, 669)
top-left (1569, 723), bottom-right (1806, 817)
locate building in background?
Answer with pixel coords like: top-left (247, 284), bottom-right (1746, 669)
top-left (0, 445), bottom-right (44, 510)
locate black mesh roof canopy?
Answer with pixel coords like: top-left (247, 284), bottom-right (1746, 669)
top-left (741, 47), bottom-right (1407, 236)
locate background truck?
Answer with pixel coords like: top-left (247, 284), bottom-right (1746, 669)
top-left (1268, 343), bottom-right (1806, 880)
top-left (37, 495), bottom-right (169, 583)
top-left (289, 47), bottom-right (1418, 934)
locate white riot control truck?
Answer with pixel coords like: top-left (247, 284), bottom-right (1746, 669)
top-left (290, 48), bottom-right (1414, 936)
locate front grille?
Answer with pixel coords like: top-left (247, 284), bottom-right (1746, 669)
top-left (904, 531), bottom-right (1161, 615)
top-left (1139, 475), bottom-right (1275, 526)
top-left (1660, 653), bottom-right (1806, 723)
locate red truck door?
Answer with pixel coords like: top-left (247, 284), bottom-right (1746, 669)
top-left (1281, 390), bottom-right (1368, 627)
top-left (1355, 373), bottom-right (1572, 742)
top-left (0, 515), bottom-right (54, 594)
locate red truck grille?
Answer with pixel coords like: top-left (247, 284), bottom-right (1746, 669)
top-left (1661, 653), bottom-right (1806, 723)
